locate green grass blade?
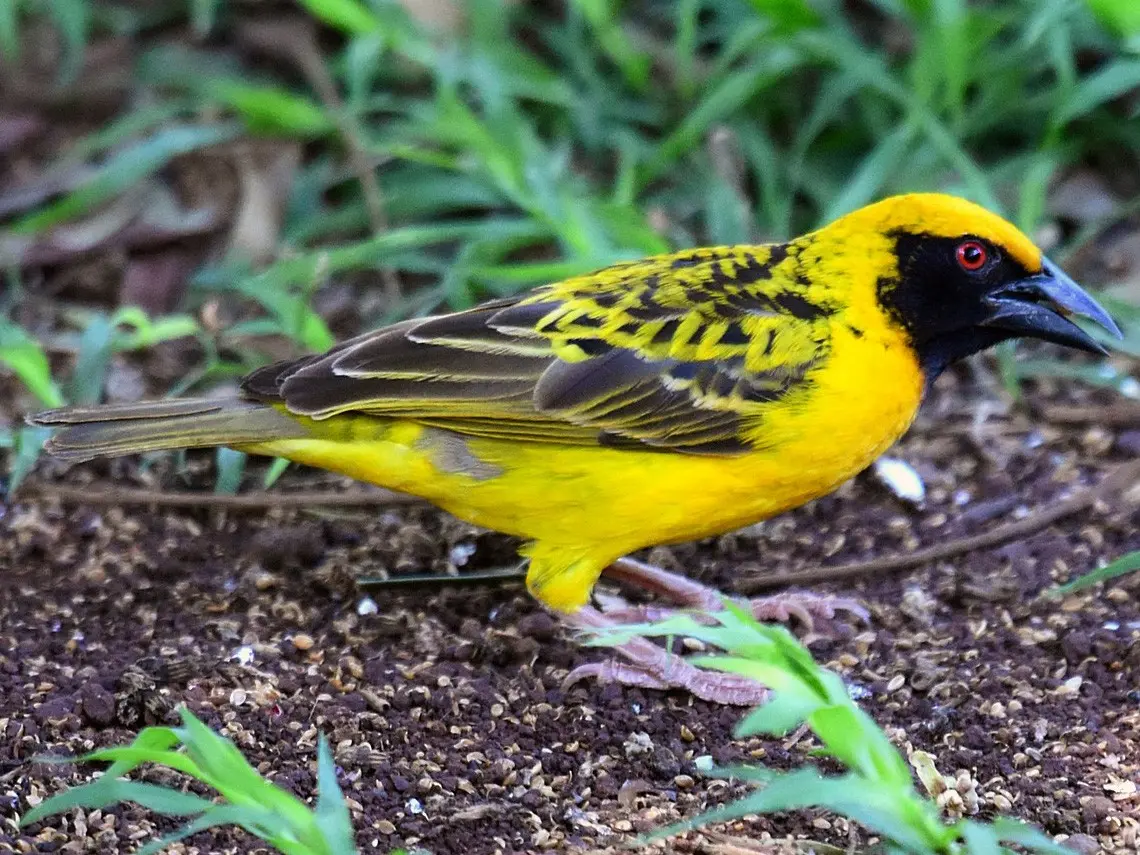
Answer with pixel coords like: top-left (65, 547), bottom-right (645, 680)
top-left (747, 0), bottom-right (821, 30)
top-left (68, 745), bottom-right (202, 781)
top-left (1050, 550), bottom-right (1140, 596)
top-left (46, 0), bottom-right (89, 85)
top-left (313, 735), bottom-right (358, 853)
top-left (176, 709), bottom-right (315, 826)
top-left (1086, 0), bottom-right (1140, 36)
top-left (22, 780), bottom-right (215, 827)
top-left (109, 308), bottom-right (201, 352)
top-left (1053, 58), bottom-right (1140, 125)
top-left (205, 79), bottom-right (333, 137)
top-left (0, 318), bottom-right (64, 407)
top-left (190, 0), bottom-right (222, 37)
top-left (8, 123), bottom-right (241, 234)
top-left (133, 805), bottom-right (278, 855)
top-left (822, 122), bottom-right (917, 221)
top-left (214, 448), bottom-right (246, 496)
top-left (0, 0), bottom-right (17, 60)
top-left (8, 426), bottom-right (49, 496)
top-left (66, 315), bottom-right (115, 405)
top-left (959, 821), bottom-right (1005, 855)
top-left (239, 219), bottom-right (548, 295)
top-left (573, 0), bottom-right (651, 90)
top-left (988, 816), bottom-right (1077, 853)
top-left (297, 0), bottom-right (381, 35)
top-left (644, 47), bottom-right (804, 183)
top-left (97, 726), bottom-right (186, 778)
top-left (263, 457), bottom-right (291, 489)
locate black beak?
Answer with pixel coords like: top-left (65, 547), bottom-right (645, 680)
top-left (980, 258), bottom-right (1123, 354)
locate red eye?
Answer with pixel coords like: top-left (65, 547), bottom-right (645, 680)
top-left (956, 240), bottom-right (988, 272)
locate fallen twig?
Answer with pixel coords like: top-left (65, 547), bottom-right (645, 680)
top-left (734, 459), bottom-right (1140, 593)
top-left (18, 460), bottom-right (1139, 596)
top-left (1037, 402), bottom-right (1140, 427)
top-left (358, 566), bottom-right (528, 589)
top-left (15, 482), bottom-right (424, 510)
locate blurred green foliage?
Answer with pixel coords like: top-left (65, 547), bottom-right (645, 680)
top-left (1, 0), bottom-right (1137, 489)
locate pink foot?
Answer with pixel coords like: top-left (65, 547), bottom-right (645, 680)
top-left (562, 607), bottom-right (769, 706)
top-left (599, 557), bottom-right (867, 631)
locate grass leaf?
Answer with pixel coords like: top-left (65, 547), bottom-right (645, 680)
top-left (822, 121), bottom-right (917, 221)
top-left (312, 736), bottom-right (357, 852)
top-left (21, 708), bottom-right (360, 854)
top-left (0, 318), bottom-right (64, 407)
top-left (0, 0), bottom-right (17, 60)
top-left (595, 608), bottom-right (1066, 852)
top-left (8, 123), bottom-right (241, 234)
top-left (7, 426), bottom-right (50, 496)
top-left (297, 0), bottom-right (380, 35)
top-left (1050, 550), bottom-right (1140, 596)
top-left (214, 448), bottom-right (246, 496)
top-left (645, 47), bottom-right (804, 183)
top-left (66, 314), bottom-right (115, 405)
top-left (263, 457), bottom-right (291, 489)
top-left (23, 780), bottom-right (216, 826)
top-left (205, 79), bottom-right (334, 137)
top-left (1054, 58), bottom-right (1140, 125)
top-left (988, 816), bottom-right (1077, 853)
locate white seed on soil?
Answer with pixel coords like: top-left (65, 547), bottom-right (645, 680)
top-left (873, 457), bottom-right (926, 505)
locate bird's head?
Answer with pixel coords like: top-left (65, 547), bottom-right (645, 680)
top-left (824, 193), bottom-right (1121, 380)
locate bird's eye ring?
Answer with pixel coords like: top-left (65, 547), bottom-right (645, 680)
top-left (956, 240), bottom-right (988, 272)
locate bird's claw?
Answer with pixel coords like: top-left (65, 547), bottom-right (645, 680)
top-left (747, 590), bottom-right (870, 632)
top-left (596, 590), bottom-right (868, 635)
top-left (563, 657), bottom-right (769, 706)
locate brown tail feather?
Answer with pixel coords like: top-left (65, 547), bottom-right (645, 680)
top-left (27, 397), bottom-right (309, 462)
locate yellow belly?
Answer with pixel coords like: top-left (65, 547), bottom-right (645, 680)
top-left (240, 325), bottom-right (924, 611)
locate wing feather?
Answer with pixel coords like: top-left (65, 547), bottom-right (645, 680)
top-left (240, 245), bottom-right (831, 454)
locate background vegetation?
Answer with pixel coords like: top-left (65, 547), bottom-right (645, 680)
top-left (2, 0), bottom-right (1139, 493)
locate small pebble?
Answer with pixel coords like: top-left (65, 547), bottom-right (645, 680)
top-left (449, 542), bottom-right (477, 566)
top-left (1064, 833), bottom-right (1102, 855)
top-left (79, 683), bottom-right (116, 727)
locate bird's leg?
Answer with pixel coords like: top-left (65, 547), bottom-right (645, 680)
top-left (561, 606), bottom-right (769, 706)
top-left (597, 556), bottom-right (869, 629)
top-left (558, 558), bottom-right (867, 705)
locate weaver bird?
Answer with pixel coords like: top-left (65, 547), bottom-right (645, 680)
top-left (30, 194), bottom-right (1120, 704)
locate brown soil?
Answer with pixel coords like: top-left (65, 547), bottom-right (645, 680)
top-left (2, 371), bottom-right (1139, 854)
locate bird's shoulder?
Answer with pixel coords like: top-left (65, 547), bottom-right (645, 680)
top-left (494, 242), bottom-right (837, 370)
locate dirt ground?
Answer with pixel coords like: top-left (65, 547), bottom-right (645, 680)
top-left (1, 366), bottom-right (1138, 855)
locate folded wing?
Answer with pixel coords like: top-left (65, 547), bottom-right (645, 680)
top-left (243, 246), bottom-right (833, 455)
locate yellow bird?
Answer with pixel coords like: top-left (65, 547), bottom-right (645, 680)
top-left (31, 194), bottom-right (1120, 703)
